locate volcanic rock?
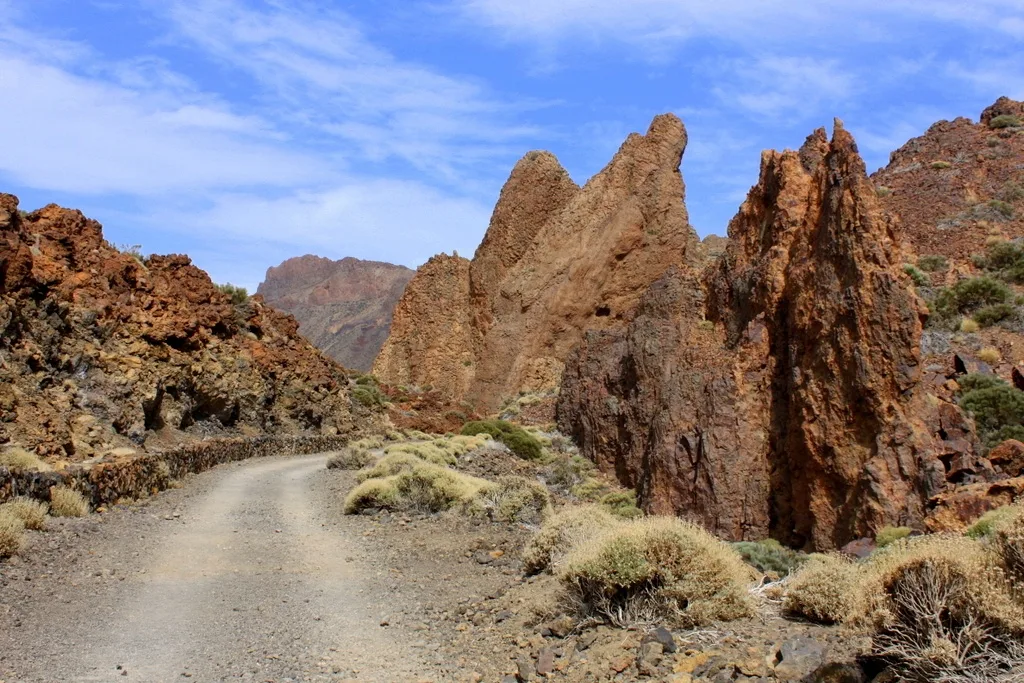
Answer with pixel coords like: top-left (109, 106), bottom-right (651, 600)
top-left (0, 195), bottom-right (375, 462)
top-left (257, 255), bottom-right (413, 372)
top-left (374, 114), bottom-right (699, 411)
top-left (872, 96), bottom-right (1024, 265)
top-left (557, 123), bottom-right (989, 549)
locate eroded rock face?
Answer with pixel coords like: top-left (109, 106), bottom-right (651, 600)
top-left (872, 96), bottom-right (1024, 265)
top-left (374, 114), bottom-right (699, 411)
top-left (558, 124), bottom-right (988, 549)
top-left (257, 255), bottom-right (413, 372)
top-left (0, 196), bottom-right (374, 462)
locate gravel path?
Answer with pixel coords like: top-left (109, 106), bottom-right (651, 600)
top-left (0, 454), bottom-right (440, 683)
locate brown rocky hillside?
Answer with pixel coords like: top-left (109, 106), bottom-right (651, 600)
top-left (373, 114), bottom-right (700, 412)
top-left (258, 255), bottom-right (413, 372)
top-left (874, 96), bottom-right (1024, 264)
top-left (0, 195), bottom-right (375, 464)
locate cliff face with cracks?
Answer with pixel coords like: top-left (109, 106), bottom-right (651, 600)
top-left (557, 123), bottom-right (990, 549)
top-left (373, 114), bottom-right (699, 412)
top-left (0, 195), bottom-right (376, 463)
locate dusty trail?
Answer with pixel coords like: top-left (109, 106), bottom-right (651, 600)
top-left (0, 454), bottom-right (438, 683)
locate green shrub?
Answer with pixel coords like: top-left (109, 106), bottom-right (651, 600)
top-left (902, 264), bottom-right (929, 286)
top-left (216, 283), bottom-right (248, 304)
top-left (956, 373), bottom-right (1007, 394)
top-left (975, 303), bottom-right (1018, 327)
top-left (354, 374), bottom-right (378, 386)
top-left (599, 491), bottom-right (643, 519)
top-left (960, 385), bottom-right (1024, 435)
top-left (875, 526), bottom-right (913, 548)
top-left (917, 255), bottom-right (948, 272)
top-left (933, 277), bottom-right (1011, 316)
top-left (989, 200), bottom-right (1016, 220)
top-left (732, 538), bottom-right (806, 576)
top-left (784, 554), bottom-right (859, 624)
top-left (0, 497), bottom-right (49, 531)
top-left (460, 419), bottom-right (543, 461)
top-left (522, 504), bottom-right (621, 574)
top-left (344, 462), bottom-right (491, 514)
top-left (966, 505), bottom-right (1018, 539)
top-left (990, 114), bottom-right (1023, 129)
top-left (352, 384), bottom-right (387, 408)
top-left (560, 517), bottom-right (755, 627)
top-left (464, 476), bottom-right (551, 525)
top-left (1000, 182), bottom-right (1024, 203)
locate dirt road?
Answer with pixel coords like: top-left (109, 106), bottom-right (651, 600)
top-left (0, 455), bottom-right (442, 683)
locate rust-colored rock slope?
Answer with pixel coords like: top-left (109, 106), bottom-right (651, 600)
top-left (0, 195), bottom-right (372, 463)
top-left (873, 96), bottom-right (1024, 264)
top-left (557, 122), bottom-right (994, 550)
top-left (258, 255), bottom-right (413, 372)
top-left (373, 115), bottom-right (699, 411)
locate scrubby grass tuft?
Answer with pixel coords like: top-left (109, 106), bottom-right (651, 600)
top-left (460, 419), bottom-right (543, 461)
top-left (979, 346), bottom-right (1002, 365)
top-left (966, 505), bottom-right (1017, 539)
top-left (522, 504), bottom-right (621, 575)
top-left (344, 462), bottom-right (491, 514)
top-left (559, 516), bottom-right (755, 627)
top-left (599, 491), bottom-right (643, 519)
top-left (917, 255), bottom-right (948, 272)
top-left (975, 303), bottom-right (1017, 327)
top-left (990, 503), bottom-right (1024, 590)
top-left (990, 114), bottom-right (1023, 129)
top-left (0, 497), bottom-right (49, 531)
top-left (784, 554), bottom-right (859, 624)
top-left (0, 448), bottom-right (52, 472)
top-left (733, 538), bottom-right (806, 576)
top-left (960, 318), bottom-right (980, 333)
top-left (876, 526), bottom-right (914, 548)
top-left (383, 442), bottom-right (457, 466)
top-left (903, 264), bottom-right (929, 286)
top-left (0, 510), bottom-right (26, 558)
top-left (464, 476), bottom-right (551, 525)
top-left (326, 448), bottom-right (376, 470)
top-left (48, 486), bottom-right (89, 517)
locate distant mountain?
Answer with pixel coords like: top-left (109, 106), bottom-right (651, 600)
top-left (258, 255), bottom-right (413, 372)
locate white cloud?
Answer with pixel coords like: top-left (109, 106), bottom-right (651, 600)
top-left (709, 56), bottom-right (856, 118)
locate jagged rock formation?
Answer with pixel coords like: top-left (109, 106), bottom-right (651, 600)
top-left (873, 96), bottom-right (1024, 264)
top-left (374, 115), bottom-right (699, 411)
top-left (257, 255), bottom-right (413, 372)
top-left (0, 195), bottom-right (374, 463)
top-left (557, 123), bottom-right (991, 550)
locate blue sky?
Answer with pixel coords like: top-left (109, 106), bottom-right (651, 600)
top-left (1, 1), bottom-right (1022, 291)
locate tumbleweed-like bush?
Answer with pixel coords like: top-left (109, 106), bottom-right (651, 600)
top-left (783, 554), bottom-right (859, 624)
top-left (559, 516), bottom-right (755, 627)
top-left (326, 448), bottom-right (377, 470)
top-left (48, 486), bottom-right (90, 518)
top-left (522, 504), bottom-right (621, 575)
top-left (464, 476), bottom-right (552, 525)
top-left (0, 448), bottom-right (52, 472)
top-left (0, 511), bottom-right (26, 558)
top-left (344, 462), bottom-right (491, 514)
top-left (0, 497), bottom-right (49, 531)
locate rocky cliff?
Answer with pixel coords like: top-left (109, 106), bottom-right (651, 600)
top-left (873, 96), bottom-right (1024, 264)
top-left (258, 255), bottom-right (413, 372)
top-left (557, 123), bottom-right (992, 550)
top-left (0, 195), bottom-right (375, 463)
top-left (373, 114), bottom-right (699, 411)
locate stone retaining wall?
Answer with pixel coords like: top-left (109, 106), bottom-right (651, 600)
top-left (0, 435), bottom-right (350, 507)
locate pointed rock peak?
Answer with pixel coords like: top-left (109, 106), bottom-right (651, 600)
top-left (827, 120), bottom-right (868, 180)
top-left (799, 128), bottom-right (829, 172)
top-left (646, 112), bottom-right (686, 142)
top-left (512, 150), bottom-right (569, 175)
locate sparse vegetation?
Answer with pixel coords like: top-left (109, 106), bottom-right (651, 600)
top-left (464, 476), bottom-right (551, 525)
top-left (0, 497), bottom-right (49, 531)
top-left (216, 283), bottom-right (248, 304)
top-left (522, 504), bottom-right (621, 575)
top-left (979, 346), bottom-right (1002, 364)
top-left (974, 303), bottom-right (1017, 327)
top-left (960, 383), bottom-right (1024, 446)
top-left (326, 448), bottom-right (376, 470)
top-left (903, 264), bottom-right (929, 286)
top-left (917, 254), bottom-right (948, 272)
top-left (460, 419), bottom-right (543, 461)
top-left (960, 318), bottom-right (980, 333)
top-left (117, 243), bottom-right (145, 262)
top-left (0, 448), bottom-right (52, 472)
top-left (598, 491), bottom-right (643, 519)
top-left (733, 538), bottom-right (806, 576)
top-left (783, 554), bottom-right (859, 624)
top-left (933, 276), bottom-right (1012, 316)
top-left (559, 516), bottom-right (755, 627)
top-left (990, 114), bottom-right (1023, 129)
top-left (930, 160), bottom-right (952, 169)
top-left (48, 486), bottom-right (89, 517)
top-left (876, 526), bottom-right (913, 548)
top-left (0, 511), bottom-right (25, 558)
top-left (966, 504), bottom-right (1017, 539)
top-left (344, 461), bottom-right (492, 514)
top-left (352, 384), bottom-right (388, 409)
top-left (990, 503), bottom-right (1024, 589)
top-left (1000, 182), bottom-right (1024, 203)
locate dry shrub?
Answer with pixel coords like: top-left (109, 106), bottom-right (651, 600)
top-left (960, 318), bottom-right (980, 333)
top-left (990, 503), bottom-right (1024, 591)
top-left (383, 442), bottom-right (456, 466)
top-left (344, 462), bottom-right (491, 514)
top-left (0, 497), bottom-right (49, 531)
top-left (966, 505), bottom-right (1017, 539)
top-left (0, 510), bottom-right (26, 558)
top-left (876, 526), bottom-right (914, 548)
top-left (522, 504), bottom-right (621, 575)
top-left (357, 453), bottom-right (424, 481)
top-left (979, 346), bottom-right (1002, 364)
top-left (856, 535), bottom-right (1024, 682)
top-left (350, 437), bottom-right (384, 450)
top-left (0, 448), bottom-right (51, 472)
top-left (784, 554), bottom-right (859, 624)
top-left (464, 476), bottom-right (552, 525)
top-left (559, 516), bottom-right (755, 628)
top-left (326, 448), bottom-right (376, 470)
top-left (49, 486), bottom-right (90, 517)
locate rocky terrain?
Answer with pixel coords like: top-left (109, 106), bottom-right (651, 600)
top-left (258, 255), bottom-right (413, 372)
top-left (374, 115), bottom-right (702, 412)
top-left (0, 195), bottom-right (376, 463)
